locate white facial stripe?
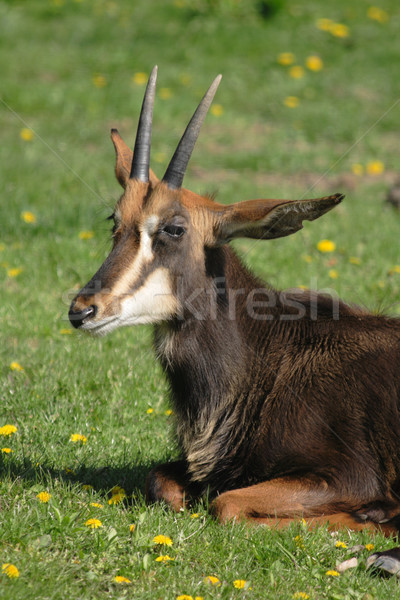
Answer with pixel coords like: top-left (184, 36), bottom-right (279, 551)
top-left (140, 229), bottom-right (153, 261)
top-left (119, 267), bottom-right (177, 325)
top-left (144, 214), bottom-right (160, 236)
top-left (83, 215), bottom-right (178, 334)
top-left (110, 218), bottom-right (158, 298)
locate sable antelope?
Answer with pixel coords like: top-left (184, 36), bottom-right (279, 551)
top-left (69, 67), bottom-right (400, 535)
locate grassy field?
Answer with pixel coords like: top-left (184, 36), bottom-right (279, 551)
top-left (1, 0), bottom-right (400, 598)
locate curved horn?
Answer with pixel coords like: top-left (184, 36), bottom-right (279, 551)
top-left (130, 65), bottom-right (158, 182)
top-left (163, 74), bottom-right (222, 190)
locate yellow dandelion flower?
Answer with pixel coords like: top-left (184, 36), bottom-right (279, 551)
top-left (92, 74), bottom-right (107, 88)
top-left (85, 518), bottom-right (102, 529)
top-left (0, 424), bottom-right (17, 436)
top-left (233, 579), bottom-right (247, 589)
top-left (367, 7), bottom-right (388, 23)
top-left (277, 52), bottom-right (295, 66)
top-left (365, 543), bottom-right (374, 551)
top-left (20, 128), bottom-right (34, 141)
top-left (177, 596), bottom-right (194, 600)
top-left (190, 513), bottom-right (200, 519)
top-left (284, 96), bottom-right (300, 108)
top-left (389, 265), bottom-right (400, 275)
top-left (132, 72), bottom-right (148, 85)
top-left (159, 87), bottom-right (172, 100)
top-left (330, 23), bottom-right (350, 38)
top-left (65, 467), bottom-right (76, 475)
top-left (210, 104), bottom-right (224, 117)
top-left (289, 65), bottom-right (305, 79)
top-left (21, 211), bottom-right (36, 223)
top-left (108, 492), bottom-right (126, 505)
top-left (114, 575), bottom-right (132, 584)
top-left (129, 523), bottom-right (136, 533)
top-left (146, 408), bottom-right (154, 414)
top-left (316, 18), bottom-right (334, 31)
top-left (326, 569), bottom-right (340, 577)
top-left (294, 535), bottom-right (305, 548)
top-left (335, 541), bottom-right (347, 548)
top-left (349, 256), bottom-right (361, 265)
top-left (69, 433), bottom-right (87, 444)
top-left (2, 563), bottom-right (20, 578)
top-left (293, 593), bottom-right (310, 600)
top-left (7, 267), bottom-right (23, 278)
top-left (90, 502), bottom-right (103, 509)
top-left (156, 555), bottom-right (175, 562)
top-left (153, 534), bottom-right (173, 546)
top-left (37, 491), bottom-right (51, 503)
top-left (366, 160), bottom-right (384, 175)
top-left (329, 269), bottom-right (339, 279)
top-left (351, 163), bottom-right (364, 176)
top-left (79, 230), bottom-right (94, 240)
top-left (306, 55), bottom-right (323, 71)
top-left (1, 448), bottom-right (13, 454)
top-left (110, 486), bottom-right (126, 501)
top-left (317, 239), bottom-right (336, 253)
top-left (204, 575), bottom-right (221, 586)
top-left (165, 409), bottom-right (173, 416)
top-left (10, 361), bottom-right (24, 372)
top-left (60, 328), bottom-right (72, 335)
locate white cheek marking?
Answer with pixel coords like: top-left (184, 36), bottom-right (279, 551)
top-left (82, 267), bottom-right (177, 335)
top-left (119, 268), bottom-right (178, 325)
top-left (87, 215), bottom-right (176, 331)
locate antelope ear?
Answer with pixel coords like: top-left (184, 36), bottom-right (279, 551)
top-left (214, 193), bottom-right (344, 243)
top-left (110, 129), bottom-right (159, 189)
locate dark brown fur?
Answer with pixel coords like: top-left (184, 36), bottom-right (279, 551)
top-left (70, 95), bottom-right (400, 535)
top-left (148, 245), bottom-right (400, 534)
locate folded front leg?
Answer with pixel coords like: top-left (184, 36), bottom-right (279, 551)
top-left (211, 475), bottom-right (334, 522)
top-left (145, 460), bottom-right (191, 512)
top-left (210, 476), bottom-right (400, 535)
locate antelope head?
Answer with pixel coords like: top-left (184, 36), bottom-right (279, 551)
top-left (69, 66), bottom-right (343, 335)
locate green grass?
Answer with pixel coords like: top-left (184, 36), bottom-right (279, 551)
top-left (1, 0), bottom-right (400, 597)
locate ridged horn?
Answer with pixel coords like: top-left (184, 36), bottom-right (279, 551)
top-left (130, 65), bottom-right (158, 182)
top-left (162, 74), bottom-right (222, 189)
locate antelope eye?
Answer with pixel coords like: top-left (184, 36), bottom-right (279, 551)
top-left (161, 224), bottom-right (186, 238)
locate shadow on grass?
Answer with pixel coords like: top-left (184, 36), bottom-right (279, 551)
top-left (0, 455), bottom-right (163, 503)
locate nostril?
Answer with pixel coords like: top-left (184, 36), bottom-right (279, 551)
top-left (87, 304), bottom-right (97, 319)
top-left (69, 303), bottom-right (98, 329)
